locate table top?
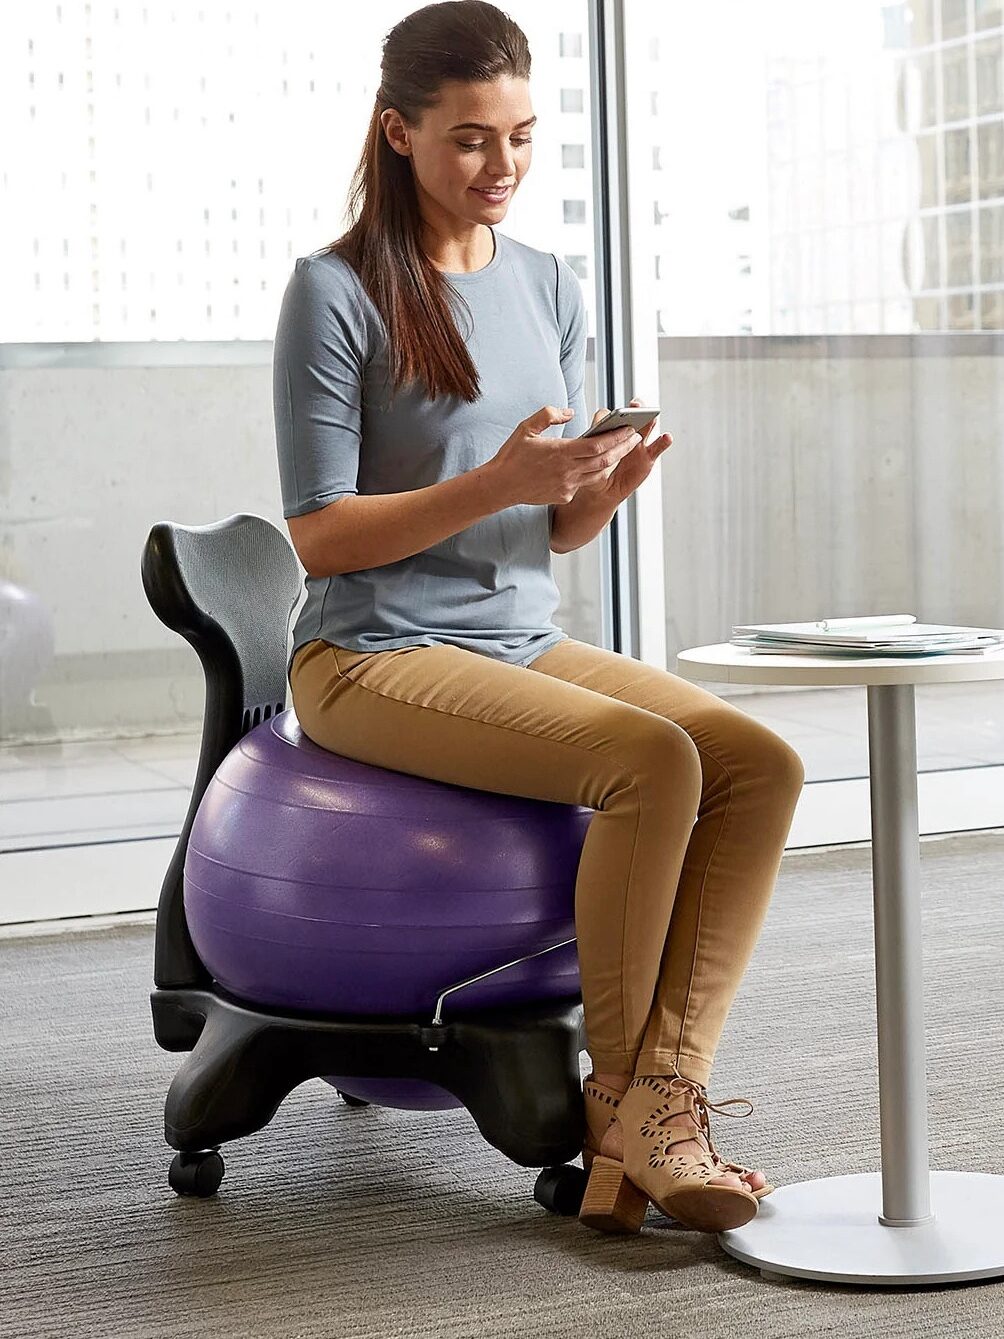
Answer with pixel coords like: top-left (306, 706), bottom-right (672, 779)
top-left (676, 642), bottom-right (1004, 687)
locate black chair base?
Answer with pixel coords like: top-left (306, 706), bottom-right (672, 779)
top-left (152, 987), bottom-right (588, 1170)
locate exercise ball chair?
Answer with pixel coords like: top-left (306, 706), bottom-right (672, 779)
top-left (141, 513), bottom-right (592, 1214)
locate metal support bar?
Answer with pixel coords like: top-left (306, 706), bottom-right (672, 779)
top-left (429, 937), bottom-right (578, 1028)
top-left (866, 682), bottom-right (933, 1226)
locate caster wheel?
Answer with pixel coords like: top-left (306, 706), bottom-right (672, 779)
top-left (337, 1090), bottom-right (370, 1108)
top-left (533, 1163), bottom-right (588, 1215)
top-left (169, 1149), bottom-right (225, 1197)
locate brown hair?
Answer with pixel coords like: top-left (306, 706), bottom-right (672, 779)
top-left (323, 1), bottom-right (531, 404)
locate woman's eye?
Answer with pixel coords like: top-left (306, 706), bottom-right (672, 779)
top-left (458, 138), bottom-right (532, 152)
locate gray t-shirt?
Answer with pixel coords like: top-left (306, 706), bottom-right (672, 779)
top-left (273, 226), bottom-right (587, 676)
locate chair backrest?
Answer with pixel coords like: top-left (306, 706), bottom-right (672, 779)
top-left (141, 513), bottom-right (302, 988)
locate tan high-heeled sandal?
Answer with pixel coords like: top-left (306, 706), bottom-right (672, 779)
top-left (579, 1073), bottom-right (761, 1234)
top-left (582, 1077), bottom-right (624, 1172)
top-left (582, 1075), bottom-right (775, 1200)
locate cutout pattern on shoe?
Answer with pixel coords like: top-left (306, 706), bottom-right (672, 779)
top-left (582, 1078), bottom-right (625, 1173)
top-left (582, 1070), bottom-right (774, 1204)
top-left (613, 1071), bottom-right (761, 1232)
top-left (639, 1072), bottom-right (777, 1200)
top-left (647, 1122), bottom-right (737, 1178)
top-left (631, 1072), bottom-right (754, 1160)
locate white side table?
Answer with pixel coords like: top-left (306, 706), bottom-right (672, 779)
top-left (675, 642), bottom-right (1004, 1287)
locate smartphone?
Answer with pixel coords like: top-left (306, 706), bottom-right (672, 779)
top-left (579, 406), bottom-right (660, 438)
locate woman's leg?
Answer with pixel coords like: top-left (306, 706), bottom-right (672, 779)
top-left (529, 637), bottom-right (803, 1200)
top-left (288, 637), bottom-right (705, 1074)
top-left (527, 637), bottom-right (805, 1088)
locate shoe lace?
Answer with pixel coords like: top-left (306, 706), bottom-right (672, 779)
top-left (654, 1067), bottom-right (754, 1164)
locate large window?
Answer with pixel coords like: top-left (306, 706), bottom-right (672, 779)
top-left (0, 1), bottom-right (598, 920)
top-left (3, 0), bottom-right (1002, 923)
top-left (620, 0), bottom-right (1004, 845)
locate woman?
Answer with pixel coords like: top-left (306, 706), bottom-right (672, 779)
top-left (273, 0), bottom-right (804, 1236)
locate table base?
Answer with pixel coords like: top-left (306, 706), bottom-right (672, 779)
top-left (718, 1171), bottom-right (1004, 1285)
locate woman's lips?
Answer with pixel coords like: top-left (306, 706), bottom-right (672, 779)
top-left (471, 187), bottom-right (511, 202)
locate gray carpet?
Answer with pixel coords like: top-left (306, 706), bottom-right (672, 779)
top-left (3, 832), bottom-right (1004, 1338)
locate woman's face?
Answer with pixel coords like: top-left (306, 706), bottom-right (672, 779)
top-left (382, 76), bottom-right (534, 231)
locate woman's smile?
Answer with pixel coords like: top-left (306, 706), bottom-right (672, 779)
top-left (470, 185), bottom-right (512, 203)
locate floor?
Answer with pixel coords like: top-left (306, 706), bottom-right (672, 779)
top-left (2, 683), bottom-right (1002, 925)
top-left (6, 831), bottom-right (1004, 1336)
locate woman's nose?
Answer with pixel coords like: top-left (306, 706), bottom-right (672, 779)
top-left (488, 147), bottom-right (517, 177)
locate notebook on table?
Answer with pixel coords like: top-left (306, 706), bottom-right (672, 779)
top-left (729, 615), bottom-right (1004, 657)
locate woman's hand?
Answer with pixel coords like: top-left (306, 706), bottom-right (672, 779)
top-left (574, 396), bottom-right (673, 506)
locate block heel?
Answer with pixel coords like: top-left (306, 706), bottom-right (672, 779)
top-left (577, 1154), bottom-right (650, 1233)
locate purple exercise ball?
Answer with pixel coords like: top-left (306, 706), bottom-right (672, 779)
top-left (184, 709), bottom-right (592, 1111)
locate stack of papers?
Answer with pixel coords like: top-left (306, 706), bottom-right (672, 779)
top-left (730, 614), bottom-right (1004, 657)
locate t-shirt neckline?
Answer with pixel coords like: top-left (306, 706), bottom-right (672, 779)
top-left (441, 226), bottom-right (501, 282)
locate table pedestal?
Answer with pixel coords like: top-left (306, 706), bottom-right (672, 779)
top-left (719, 683), bottom-right (1004, 1285)
top-left (722, 1172), bottom-right (1004, 1284)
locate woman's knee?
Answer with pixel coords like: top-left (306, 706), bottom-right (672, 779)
top-left (622, 716), bottom-right (704, 803)
top-left (753, 727), bottom-right (805, 791)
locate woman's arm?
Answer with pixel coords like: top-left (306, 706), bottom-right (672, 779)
top-left (289, 460), bottom-right (502, 577)
top-left (550, 489), bottom-right (621, 555)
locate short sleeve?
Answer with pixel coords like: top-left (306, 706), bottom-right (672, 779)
top-left (272, 255), bottom-right (366, 520)
top-left (554, 255), bottom-right (588, 441)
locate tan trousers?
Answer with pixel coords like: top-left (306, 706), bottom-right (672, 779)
top-left (289, 636), bottom-right (805, 1087)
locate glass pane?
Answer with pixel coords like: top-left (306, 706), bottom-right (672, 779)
top-left (623, 0), bottom-right (1004, 820)
top-left (0, 1), bottom-right (602, 915)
